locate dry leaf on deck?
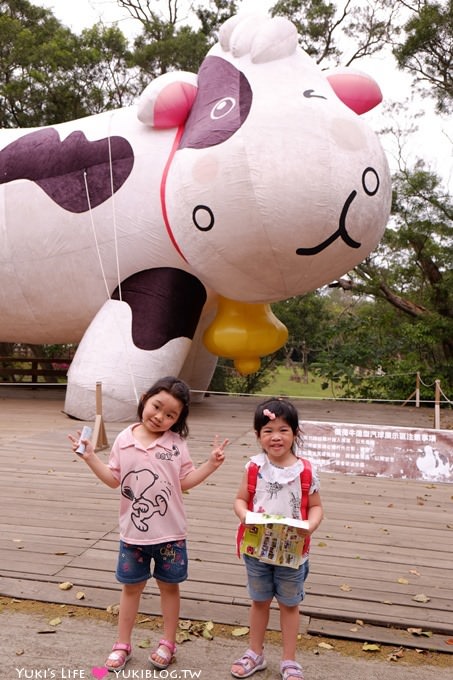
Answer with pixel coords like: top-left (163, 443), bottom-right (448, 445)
top-left (362, 642), bottom-right (380, 652)
top-left (412, 593), bottom-right (430, 603)
top-left (318, 642), bottom-right (334, 650)
top-left (232, 627), bottom-right (249, 637)
top-left (58, 582), bottom-right (73, 590)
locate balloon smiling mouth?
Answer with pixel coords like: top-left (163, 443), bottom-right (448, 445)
top-left (296, 190), bottom-right (361, 255)
top-left (296, 167), bottom-right (380, 256)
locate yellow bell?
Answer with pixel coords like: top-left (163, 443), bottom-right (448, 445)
top-left (203, 296), bottom-right (288, 375)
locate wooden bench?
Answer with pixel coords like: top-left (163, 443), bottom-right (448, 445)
top-left (0, 356), bottom-right (71, 384)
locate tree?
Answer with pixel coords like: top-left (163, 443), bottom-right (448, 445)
top-left (393, 0), bottom-right (453, 113)
top-left (269, 0), bottom-right (400, 65)
top-left (328, 165), bottom-right (452, 399)
top-left (272, 293), bottom-right (336, 382)
top-left (118, 0), bottom-right (237, 81)
top-left (0, 0), bottom-right (134, 127)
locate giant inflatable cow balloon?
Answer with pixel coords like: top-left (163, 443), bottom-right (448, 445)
top-left (0, 13), bottom-right (391, 420)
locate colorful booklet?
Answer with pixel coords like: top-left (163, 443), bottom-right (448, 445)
top-left (239, 511), bottom-right (309, 569)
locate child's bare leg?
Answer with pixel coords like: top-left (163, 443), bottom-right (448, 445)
top-left (231, 598), bottom-right (271, 676)
top-left (151, 580), bottom-right (180, 666)
top-left (106, 581), bottom-right (146, 669)
top-left (279, 602), bottom-right (300, 664)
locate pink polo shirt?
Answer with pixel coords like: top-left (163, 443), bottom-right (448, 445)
top-left (108, 425), bottom-right (195, 545)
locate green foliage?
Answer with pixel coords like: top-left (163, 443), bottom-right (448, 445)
top-left (208, 355), bottom-right (277, 395)
top-left (393, 0), bottom-right (453, 113)
top-left (0, 0), bottom-right (134, 126)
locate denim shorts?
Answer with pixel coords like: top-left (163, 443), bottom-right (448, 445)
top-left (115, 539), bottom-right (188, 584)
top-left (243, 554), bottom-right (309, 606)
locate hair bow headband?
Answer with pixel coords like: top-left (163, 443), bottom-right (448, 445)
top-left (263, 408), bottom-right (276, 420)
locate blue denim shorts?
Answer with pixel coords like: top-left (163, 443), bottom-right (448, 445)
top-left (243, 554), bottom-right (309, 606)
top-left (115, 539), bottom-right (188, 584)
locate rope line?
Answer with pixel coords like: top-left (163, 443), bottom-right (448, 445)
top-left (83, 143), bottom-right (139, 405)
top-left (83, 171), bottom-right (111, 300)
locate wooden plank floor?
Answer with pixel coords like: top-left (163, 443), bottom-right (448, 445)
top-left (0, 387), bottom-right (452, 653)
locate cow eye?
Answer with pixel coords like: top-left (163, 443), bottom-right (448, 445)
top-left (210, 97), bottom-right (236, 120)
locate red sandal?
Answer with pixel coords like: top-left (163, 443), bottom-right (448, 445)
top-left (149, 638), bottom-right (176, 670)
top-left (105, 642), bottom-right (132, 672)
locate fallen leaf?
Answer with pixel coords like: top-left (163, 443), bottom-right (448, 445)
top-left (349, 627), bottom-right (359, 632)
top-left (15, 649), bottom-right (25, 656)
top-left (340, 584), bottom-right (352, 592)
top-left (138, 639), bottom-right (151, 649)
top-left (317, 541), bottom-right (328, 548)
top-left (178, 620), bottom-right (192, 630)
top-left (49, 617), bottom-right (62, 626)
top-left (387, 647), bottom-right (404, 662)
top-left (176, 630), bottom-right (192, 643)
top-left (75, 591), bottom-right (85, 600)
top-left (355, 620), bottom-right (364, 626)
top-left (318, 642), bottom-right (334, 650)
top-left (407, 627), bottom-right (432, 637)
top-left (412, 593), bottom-right (430, 603)
top-left (397, 578), bottom-right (409, 585)
top-left (232, 627), bottom-right (249, 637)
top-left (409, 569), bottom-right (421, 577)
top-left (362, 642), bottom-right (380, 652)
top-left (106, 604), bottom-right (120, 615)
top-left (58, 582), bottom-right (73, 591)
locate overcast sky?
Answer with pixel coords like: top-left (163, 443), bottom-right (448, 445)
top-left (32, 0), bottom-right (452, 190)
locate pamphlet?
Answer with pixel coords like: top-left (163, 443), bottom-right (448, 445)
top-left (239, 511), bottom-right (309, 569)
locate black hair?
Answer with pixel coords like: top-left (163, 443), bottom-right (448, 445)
top-left (137, 376), bottom-right (190, 438)
top-left (254, 397), bottom-right (302, 450)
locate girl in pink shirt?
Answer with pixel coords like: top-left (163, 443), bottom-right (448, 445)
top-left (69, 376), bottom-right (228, 672)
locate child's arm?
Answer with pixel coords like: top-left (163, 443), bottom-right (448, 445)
top-left (233, 470), bottom-right (250, 524)
top-left (180, 436), bottom-right (228, 491)
top-left (307, 490), bottom-right (323, 534)
top-left (68, 433), bottom-right (120, 489)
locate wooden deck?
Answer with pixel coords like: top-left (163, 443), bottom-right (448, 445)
top-left (0, 387), bottom-right (452, 653)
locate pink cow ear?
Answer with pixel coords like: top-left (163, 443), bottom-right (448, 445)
top-left (326, 68), bottom-right (383, 114)
top-left (137, 71), bottom-right (198, 128)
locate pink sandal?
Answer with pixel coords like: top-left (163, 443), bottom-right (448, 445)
top-left (231, 649), bottom-right (267, 677)
top-left (149, 638), bottom-right (176, 670)
top-left (105, 642), bottom-right (132, 672)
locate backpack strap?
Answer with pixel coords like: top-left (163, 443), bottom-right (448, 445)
top-left (236, 462), bottom-right (259, 557)
top-left (299, 458), bottom-right (312, 554)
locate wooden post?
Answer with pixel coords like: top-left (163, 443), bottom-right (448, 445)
top-left (434, 380), bottom-right (441, 430)
top-left (93, 381), bottom-right (109, 451)
top-left (402, 372), bottom-right (421, 408)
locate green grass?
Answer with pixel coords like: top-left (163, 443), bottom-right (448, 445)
top-left (256, 365), bottom-right (335, 399)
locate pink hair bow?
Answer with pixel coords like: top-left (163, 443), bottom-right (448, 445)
top-left (263, 408), bottom-right (276, 420)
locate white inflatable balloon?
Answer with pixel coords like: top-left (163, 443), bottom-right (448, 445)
top-left (0, 13), bottom-right (391, 420)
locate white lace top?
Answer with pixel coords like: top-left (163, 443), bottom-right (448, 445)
top-left (247, 452), bottom-right (320, 519)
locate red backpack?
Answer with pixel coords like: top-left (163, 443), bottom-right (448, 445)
top-left (236, 458), bottom-right (312, 558)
